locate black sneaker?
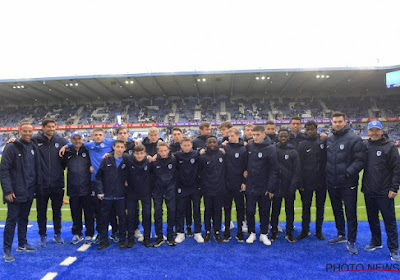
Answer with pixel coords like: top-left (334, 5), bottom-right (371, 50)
top-left (236, 231), bottom-right (244, 242)
top-left (98, 241), bottom-right (110, 250)
top-left (270, 231), bottom-right (278, 242)
top-left (127, 239), bottom-right (136, 248)
top-left (186, 226), bottom-right (193, 237)
top-left (215, 231), bottom-right (223, 243)
top-left (119, 240), bottom-right (127, 249)
top-left (285, 233), bottom-right (296, 243)
top-left (204, 231), bottom-right (211, 242)
top-left (143, 238), bottom-right (152, 248)
top-left (153, 236), bottom-right (165, 248)
top-left (167, 236), bottom-right (176, 246)
top-left (297, 231), bottom-right (311, 240)
top-left (315, 231), bottom-right (325, 240)
top-left (223, 231), bottom-right (231, 242)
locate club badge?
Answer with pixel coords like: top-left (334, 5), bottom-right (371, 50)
top-left (258, 152), bottom-right (262, 158)
top-left (82, 153), bottom-right (86, 157)
top-left (235, 153), bottom-right (240, 158)
top-left (377, 151), bottom-right (382, 157)
top-left (100, 143), bottom-right (105, 148)
top-left (168, 164), bottom-right (173, 169)
top-left (340, 144), bottom-right (344, 150)
top-left (121, 164), bottom-right (126, 169)
top-left (219, 158), bottom-right (223, 163)
top-left (144, 166), bottom-right (147, 171)
top-left (55, 143), bottom-right (59, 148)
top-left (320, 144), bottom-right (324, 149)
top-left (285, 154), bottom-right (289, 160)
top-left (31, 150), bottom-right (35, 155)
top-left (190, 158), bottom-right (195, 164)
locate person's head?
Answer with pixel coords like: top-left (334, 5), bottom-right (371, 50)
top-left (147, 127), bottom-right (159, 143)
top-left (367, 120), bottom-right (384, 141)
top-left (331, 111), bottom-right (346, 132)
top-left (19, 122), bottom-right (33, 142)
top-left (206, 135), bottom-right (218, 150)
top-left (278, 128), bottom-right (290, 146)
top-left (244, 123), bottom-right (254, 139)
top-left (252, 125), bottom-right (266, 144)
top-left (265, 120), bottom-right (276, 135)
top-left (92, 128), bottom-right (105, 143)
top-left (157, 142), bottom-right (170, 158)
top-left (42, 118), bottom-right (56, 139)
top-left (113, 139), bottom-right (126, 157)
top-left (228, 127), bottom-right (240, 143)
top-left (116, 126), bottom-right (129, 142)
top-left (133, 144), bottom-right (146, 162)
top-left (304, 121), bottom-right (318, 138)
top-left (289, 117), bottom-right (302, 134)
top-left (70, 132), bottom-right (84, 150)
top-left (219, 122), bottom-right (233, 137)
top-left (172, 127), bottom-right (183, 143)
top-left (180, 136), bottom-right (193, 153)
top-left (199, 122), bottom-right (211, 136)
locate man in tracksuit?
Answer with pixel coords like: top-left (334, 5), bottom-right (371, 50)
top-left (218, 121), bottom-right (233, 144)
top-left (326, 111), bottom-right (366, 254)
top-left (1, 123), bottom-right (41, 262)
top-left (265, 120), bottom-right (278, 144)
top-left (96, 140), bottom-right (129, 250)
top-left (174, 137), bottom-right (203, 244)
top-left (33, 119), bottom-right (68, 247)
top-left (243, 125), bottom-right (278, 246)
top-left (270, 128), bottom-right (301, 243)
top-left (222, 128), bottom-right (247, 242)
top-left (62, 132), bottom-right (94, 245)
top-left (362, 120), bottom-right (400, 261)
top-left (142, 127), bottom-right (164, 156)
top-left (243, 123), bottom-right (254, 145)
top-left (169, 127), bottom-right (183, 154)
top-left (297, 121), bottom-right (327, 241)
top-left (289, 117), bottom-right (305, 149)
top-left (152, 142), bottom-right (177, 247)
top-left (192, 122), bottom-right (211, 151)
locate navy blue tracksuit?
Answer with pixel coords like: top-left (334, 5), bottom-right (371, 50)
top-left (152, 154), bottom-right (177, 239)
top-left (142, 137), bottom-right (163, 156)
top-left (297, 135), bottom-right (327, 233)
top-left (362, 135), bottom-right (400, 253)
top-left (192, 135), bottom-right (208, 151)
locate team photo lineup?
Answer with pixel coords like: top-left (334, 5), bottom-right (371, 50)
top-left (1, 112), bottom-right (399, 263)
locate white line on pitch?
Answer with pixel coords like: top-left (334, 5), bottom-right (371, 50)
top-left (60, 256), bottom-right (77, 266)
top-left (41, 272), bottom-right (58, 280)
top-left (77, 243), bottom-right (91, 252)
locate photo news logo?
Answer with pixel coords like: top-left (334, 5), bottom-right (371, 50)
top-left (326, 263), bottom-right (400, 273)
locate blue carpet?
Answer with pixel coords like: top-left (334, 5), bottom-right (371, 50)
top-left (1, 221), bottom-right (400, 279)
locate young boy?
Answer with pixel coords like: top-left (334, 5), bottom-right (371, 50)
top-left (96, 140), bottom-right (129, 250)
top-left (270, 129), bottom-right (301, 243)
top-left (265, 120), bottom-right (278, 144)
top-left (169, 127), bottom-right (183, 154)
top-left (142, 127), bottom-right (163, 156)
top-left (218, 122), bottom-right (233, 144)
top-left (243, 123), bottom-right (254, 144)
top-left (152, 142), bottom-right (177, 247)
top-left (126, 144), bottom-right (152, 248)
top-left (297, 121), bottom-right (327, 241)
top-left (174, 137), bottom-right (204, 243)
top-left (193, 122), bottom-right (211, 151)
top-left (199, 135), bottom-right (226, 243)
top-left (243, 125), bottom-right (278, 246)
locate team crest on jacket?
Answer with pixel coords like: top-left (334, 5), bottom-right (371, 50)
top-left (376, 151), bottom-right (382, 157)
top-left (284, 154), bottom-right (289, 160)
top-left (82, 153), bottom-right (87, 157)
top-left (339, 144), bottom-right (344, 150)
top-left (121, 164), bottom-right (126, 169)
top-left (144, 166), bottom-right (147, 171)
top-left (190, 158), bottom-right (195, 164)
top-left (100, 143), bottom-right (105, 148)
top-left (219, 158), bottom-right (223, 163)
top-left (235, 153), bottom-right (239, 158)
top-left (177, 188), bottom-right (182, 194)
top-left (31, 150), bottom-right (35, 155)
top-left (168, 164), bottom-right (173, 169)
top-left (258, 152), bottom-right (262, 158)
top-left (129, 150), bottom-right (133, 155)
top-left (320, 144), bottom-right (324, 149)
top-left (55, 143), bottom-right (59, 148)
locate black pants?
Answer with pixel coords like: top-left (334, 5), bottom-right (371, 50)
top-left (365, 195), bottom-right (399, 252)
top-left (153, 188), bottom-right (176, 238)
top-left (99, 199), bottom-right (126, 243)
top-left (37, 187), bottom-right (64, 236)
top-left (69, 195), bottom-right (95, 237)
top-left (300, 186), bottom-right (327, 233)
top-left (176, 190), bottom-right (202, 234)
top-left (204, 194), bottom-right (224, 233)
top-left (127, 197), bottom-right (152, 240)
top-left (271, 195), bottom-right (295, 233)
top-left (224, 189), bottom-right (245, 233)
top-left (247, 193), bottom-right (271, 235)
top-left (3, 199), bottom-right (33, 252)
top-left (328, 186), bottom-right (358, 242)
top-left (185, 196), bottom-right (193, 229)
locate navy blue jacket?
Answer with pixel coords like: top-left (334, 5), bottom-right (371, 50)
top-left (245, 138), bottom-right (278, 195)
top-left (175, 150), bottom-right (200, 196)
top-left (297, 135), bottom-right (327, 190)
top-left (192, 135), bottom-right (208, 151)
top-left (152, 154), bottom-right (177, 196)
top-left (96, 153), bottom-right (129, 198)
top-left (267, 134), bottom-right (278, 144)
top-left (325, 125), bottom-right (366, 188)
top-left (0, 139), bottom-right (41, 203)
top-left (223, 142), bottom-right (247, 191)
top-left (169, 141), bottom-right (181, 154)
top-left (142, 137), bottom-right (163, 156)
top-left (127, 157), bottom-right (152, 199)
top-left (32, 131), bottom-right (68, 189)
top-left (199, 149), bottom-right (226, 196)
top-left (289, 131), bottom-right (305, 149)
top-left (362, 135), bottom-right (400, 197)
top-left (63, 146), bottom-right (92, 197)
top-left (275, 143), bottom-right (301, 197)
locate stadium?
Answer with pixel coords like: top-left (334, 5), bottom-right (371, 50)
top-left (1, 0), bottom-right (400, 279)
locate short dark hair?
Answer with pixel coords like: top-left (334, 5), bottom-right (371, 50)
top-left (133, 144), bottom-right (146, 153)
top-left (206, 135), bottom-right (218, 141)
top-left (278, 128), bottom-right (290, 134)
top-left (199, 122), bottom-right (211, 130)
top-left (290, 117), bottom-right (301, 123)
top-left (331, 111), bottom-right (346, 119)
top-left (305, 121), bottom-right (318, 128)
top-left (42, 118), bottom-right (56, 127)
top-left (116, 126), bottom-right (128, 134)
top-left (181, 136), bottom-right (192, 143)
top-left (265, 120), bottom-right (276, 126)
top-left (253, 125), bottom-right (266, 133)
top-left (172, 127), bottom-right (182, 133)
top-left (113, 139), bottom-right (126, 147)
top-left (219, 121), bottom-right (233, 129)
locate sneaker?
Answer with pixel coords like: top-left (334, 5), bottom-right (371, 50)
top-left (119, 240), bottom-right (127, 249)
top-left (328, 235), bottom-right (347, 244)
top-left (221, 222), bottom-right (235, 232)
top-left (175, 233), bottom-right (185, 244)
top-left (204, 231), bottom-right (212, 242)
top-left (241, 222), bottom-right (248, 233)
top-left (70, 235), bottom-right (84, 245)
top-left (167, 236), bottom-right (176, 246)
top-left (153, 236), bottom-right (165, 248)
top-left (223, 231), bottom-right (231, 242)
top-left (143, 238), bottom-right (152, 248)
top-left (194, 233), bottom-right (204, 243)
top-left (215, 231), bottom-right (223, 243)
top-left (110, 233), bottom-right (120, 243)
top-left (270, 232), bottom-right (278, 242)
top-left (92, 234), bottom-right (100, 245)
top-left (285, 233), bottom-right (296, 243)
top-left (277, 224), bottom-right (283, 233)
top-left (364, 243), bottom-right (383, 251)
top-left (97, 241), bottom-right (110, 250)
top-left (134, 229), bottom-right (144, 242)
top-left (246, 233), bottom-right (257, 244)
top-left (39, 235), bottom-right (47, 247)
top-left (260, 234), bottom-right (271, 246)
top-left (84, 236), bottom-right (93, 244)
top-left (16, 243), bottom-right (37, 252)
top-left (53, 234), bottom-right (65, 244)
top-left (297, 231), bottom-right (311, 240)
top-left (236, 231), bottom-right (244, 242)
top-left (390, 251), bottom-right (400, 262)
top-left (347, 241), bottom-right (358, 254)
top-left (127, 239), bottom-right (136, 248)
top-left (3, 251), bottom-right (15, 262)
top-left (186, 227), bottom-right (193, 237)
top-left (315, 232), bottom-right (325, 240)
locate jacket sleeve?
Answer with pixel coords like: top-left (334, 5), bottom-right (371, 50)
top-left (95, 160), bottom-right (105, 194)
top-left (290, 151), bottom-right (302, 194)
top-left (389, 144), bottom-right (400, 193)
top-left (346, 137), bottom-right (367, 177)
top-left (0, 144), bottom-right (15, 196)
top-left (267, 147), bottom-right (278, 193)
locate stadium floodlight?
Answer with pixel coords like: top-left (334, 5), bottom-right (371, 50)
top-left (316, 75), bottom-right (320, 78)
top-left (75, 83), bottom-right (78, 86)
top-left (261, 76), bottom-right (265, 80)
top-left (326, 75), bottom-right (330, 78)
top-left (69, 83), bottom-right (73, 86)
top-left (202, 78), bottom-right (206, 82)
top-left (267, 77), bottom-right (270, 80)
top-left (255, 77), bottom-right (260, 80)
top-left (65, 83), bottom-right (69, 86)
top-left (13, 86), bottom-right (16, 88)
top-left (321, 75), bottom-right (325, 78)
top-left (197, 78), bottom-right (201, 82)
top-left (21, 85), bottom-right (24, 88)
top-left (125, 80), bottom-right (129, 84)
top-left (130, 80), bottom-right (134, 84)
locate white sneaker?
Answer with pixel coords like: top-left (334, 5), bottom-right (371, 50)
top-left (194, 233), bottom-right (204, 243)
top-left (222, 221), bottom-right (235, 232)
top-left (277, 225), bottom-right (283, 233)
top-left (134, 229), bottom-right (144, 242)
top-left (246, 233), bottom-right (257, 244)
top-left (242, 221), bottom-right (248, 233)
top-left (175, 233), bottom-right (185, 244)
top-left (260, 234), bottom-right (271, 246)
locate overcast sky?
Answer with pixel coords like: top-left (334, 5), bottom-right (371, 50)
top-left (0, 0), bottom-right (399, 80)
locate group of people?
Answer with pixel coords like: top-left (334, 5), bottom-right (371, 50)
top-left (1, 112), bottom-right (399, 263)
